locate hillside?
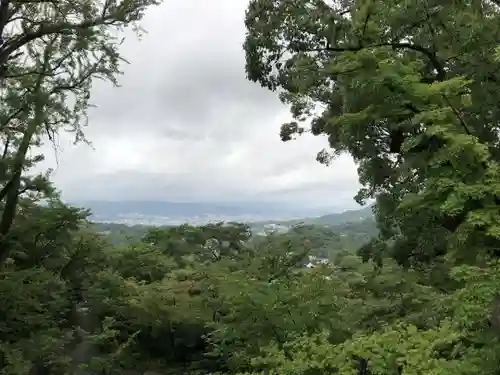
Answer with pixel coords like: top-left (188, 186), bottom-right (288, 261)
top-left (309, 205), bottom-right (374, 226)
top-left (249, 204), bottom-right (374, 230)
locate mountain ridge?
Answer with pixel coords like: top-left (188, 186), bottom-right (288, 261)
top-left (249, 205), bottom-right (374, 229)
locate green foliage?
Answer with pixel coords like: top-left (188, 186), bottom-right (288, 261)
top-left (2, 0), bottom-right (500, 374)
top-left (2, 198), bottom-right (500, 375)
top-left (244, 0), bottom-right (500, 264)
top-left (235, 261), bottom-right (500, 375)
top-left (0, 0), bottom-right (163, 265)
top-left (0, 267), bottom-right (73, 374)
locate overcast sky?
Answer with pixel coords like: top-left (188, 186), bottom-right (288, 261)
top-left (36, 0), bottom-right (361, 210)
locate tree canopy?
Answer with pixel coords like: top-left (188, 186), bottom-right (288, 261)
top-left (244, 0), bottom-right (500, 265)
top-left (1, 0), bottom-right (500, 374)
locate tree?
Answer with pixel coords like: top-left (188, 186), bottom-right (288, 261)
top-left (243, 0), bottom-right (500, 264)
top-left (0, 200), bottom-right (109, 375)
top-left (143, 222), bottom-right (252, 264)
top-left (6, 199), bottom-right (89, 269)
top-left (0, 0), bottom-right (160, 86)
top-left (0, 0), bottom-right (162, 265)
top-left (234, 261), bottom-right (500, 375)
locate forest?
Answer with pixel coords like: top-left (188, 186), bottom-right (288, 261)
top-left (1, 0), bottom-right (500, 374)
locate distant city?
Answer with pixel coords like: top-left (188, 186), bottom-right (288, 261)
top-left (92, 212), bottom-right (293, 226)
top-left (71, 200), bottom-right (368, 226)
top-left (72, 200), bottom-right (374, 226)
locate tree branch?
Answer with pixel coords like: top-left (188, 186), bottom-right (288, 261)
top-left (0, 0), bottom-right (10, 41)
top-left (0, 14), bottom-right (119, 72)
top-left (320, 41), bottom-right (446, 81)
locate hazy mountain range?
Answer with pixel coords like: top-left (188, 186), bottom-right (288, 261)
top-left (72, 200), bottom-right (372, 226)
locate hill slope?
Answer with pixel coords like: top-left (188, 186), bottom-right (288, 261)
top-left (250, 205), bottom-right (374, 230)
top-left (308, 205), bottom-right (374, 226)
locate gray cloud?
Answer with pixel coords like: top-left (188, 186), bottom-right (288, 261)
top-left (86, 0), bottom-right (279, 141)
top-left (35, 0), bottom-right (361, 210)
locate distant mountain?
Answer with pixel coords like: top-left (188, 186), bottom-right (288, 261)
top-left (73, 200), bottom-right (348, 226)
top-left (250, 205), bottom-right (374, 230)
top-left (308, 205), bottom-right (374, 226)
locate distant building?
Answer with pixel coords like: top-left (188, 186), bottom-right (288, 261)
top-left (304, 255), bottom-right (329, 268)
top-left (263, 223), bottom-right (289, 233)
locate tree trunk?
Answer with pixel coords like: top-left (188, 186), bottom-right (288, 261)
top-left (0, 46), bottom-right (49, 265)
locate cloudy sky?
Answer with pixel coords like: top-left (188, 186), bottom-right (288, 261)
top-left (37, 0), bottom-right (361, 210)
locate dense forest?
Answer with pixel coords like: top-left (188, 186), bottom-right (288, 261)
top-left (1, 0), bottom-right (500, 374)
top-left (90, 211), bottom-right (377, 255)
